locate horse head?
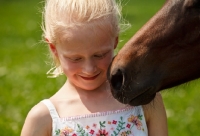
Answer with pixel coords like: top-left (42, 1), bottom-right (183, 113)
top-left (107, 0), bottom-right (200, 106)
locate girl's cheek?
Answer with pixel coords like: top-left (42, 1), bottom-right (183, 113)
top-left (60, 59), bottom-right (79, 71)
top-left (105, 53), bottom-right (113, 64)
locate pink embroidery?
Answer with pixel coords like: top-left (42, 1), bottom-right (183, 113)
top-left (60, 127), bottom-right (73, 136)
top-left (126, 124), bottom-right (131, 128)
top-left (112, 120), bottom-right (117, 124)
top-left (90, 129), bottom-right (95, 134)
top-left (54, 106), bottom-right (146, 135)
top-left (93, 123), bottom-right (97, 128)
top-left (96, 129), bottom-right (109, 136)
top-left (128, 115), bottom-right (143, 130)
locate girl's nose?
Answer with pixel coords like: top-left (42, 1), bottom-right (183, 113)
top-left (82, 59), bottom-right (97, 74)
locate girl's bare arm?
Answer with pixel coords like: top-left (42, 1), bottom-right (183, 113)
top-left (144, 93), bottom-right (168, 136)
top-left (21, 103), bottom-right (51, 136)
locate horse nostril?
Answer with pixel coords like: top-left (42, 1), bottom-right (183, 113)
top-left (110, 69), bottom-right (124, 91)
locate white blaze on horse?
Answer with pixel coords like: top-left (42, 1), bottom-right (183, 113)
top-left (107, 0), bottom-right (200, 106)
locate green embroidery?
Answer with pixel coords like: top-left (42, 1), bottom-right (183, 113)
top-left (77, 124), bottom-right (88, 136)
top-left (99, 121), bottom-right (106, 129)
top-left (138, 114), bottom-right (143, 120)
top-left (54, 112), bottom-right (145, 136)
top-left (126, 130), bottom-right (132, 135)
top-left (111, 116), bottom-right (126, 136)
top-left (55, 129), bottom-right (60, 135)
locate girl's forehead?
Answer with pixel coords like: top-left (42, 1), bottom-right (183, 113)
top-left (57, 26), bottom-right (115, 53)
top-left (59, 26), bottom-right (114, 44)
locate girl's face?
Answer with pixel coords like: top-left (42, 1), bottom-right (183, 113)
top-left (52, 26), bottom-right (118, 91)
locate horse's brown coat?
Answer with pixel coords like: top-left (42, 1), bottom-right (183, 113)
top-left (107, 0), bottom-right (200, 106)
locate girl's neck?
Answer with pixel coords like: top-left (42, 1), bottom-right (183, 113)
top-left (70, 79), bottom-right (109, 94)
top-left (50, 79), bottom-right (126, 115)
top-left (54, 79), bottom-right (111, 100)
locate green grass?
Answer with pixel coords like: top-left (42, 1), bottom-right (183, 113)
top-left (1, 0), bottom-right (200, 135)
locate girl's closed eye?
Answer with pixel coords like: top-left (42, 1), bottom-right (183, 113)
top-left (94, 54), bottom-right (104, 58)
top-left (68, 57), bottom-right (82, 62)
top-left (94, 51), bottom-right (109, 59)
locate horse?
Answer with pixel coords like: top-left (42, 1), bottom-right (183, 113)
top-left (107, 0), bottom-right (200, 106)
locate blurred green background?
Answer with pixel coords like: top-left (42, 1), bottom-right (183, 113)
top-left (1, 0), bottom-right (200, 135)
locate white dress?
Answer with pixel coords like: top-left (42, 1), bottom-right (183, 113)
top-left (42, 99), bottom-right (148, 136)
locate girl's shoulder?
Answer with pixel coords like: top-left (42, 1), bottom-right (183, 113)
top-left (21, 101), bottom-right (52, 136)
top-left (28, 101), bottom-right (52, 121)
top-left (142, 93), bottom-right (164, 121)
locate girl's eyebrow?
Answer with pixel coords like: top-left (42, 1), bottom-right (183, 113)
top-left (99, 49), bottom-right (112, 54)
top-left (95, 45), bottom-right (113, 52)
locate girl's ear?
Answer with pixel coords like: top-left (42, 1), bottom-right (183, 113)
top-left (114, 37), bottom-right (119, 49)
top-left (46, 38), bottom-right (58, 56)
top-left (49, 43), bottom-right (58, 56)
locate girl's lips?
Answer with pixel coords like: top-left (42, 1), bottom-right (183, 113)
top-left (79, 73), bottom-right (100, 80)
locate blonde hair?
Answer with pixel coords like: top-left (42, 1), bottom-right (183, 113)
top-left (42, 0), bottom-right (130, 77)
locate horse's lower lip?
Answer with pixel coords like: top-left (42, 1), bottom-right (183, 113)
top-left (128, 86), bottom-right (156, 106)
top-left (128, 92), bottom-right (156, 106)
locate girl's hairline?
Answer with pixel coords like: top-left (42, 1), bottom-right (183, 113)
top-left (43, 17), bottom-right (121, 44)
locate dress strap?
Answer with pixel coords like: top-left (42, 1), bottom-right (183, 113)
top-left (41, 99), bottom-right (60, 119)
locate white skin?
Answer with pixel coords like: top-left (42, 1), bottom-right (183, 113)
top-left (21, 24), bottom-right (168, 136)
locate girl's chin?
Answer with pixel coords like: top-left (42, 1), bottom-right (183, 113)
top-left (79, 83), bottom-right (103, 91)
top-left (77, 81), bottom-right (107, 91)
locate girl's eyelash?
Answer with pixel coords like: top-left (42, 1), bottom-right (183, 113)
top-left (94, 54), bottom-right (104, 57)
top-left (68, 57), bottom-right (82, 62)
top-left (95, 51), bottom-right (109, 58)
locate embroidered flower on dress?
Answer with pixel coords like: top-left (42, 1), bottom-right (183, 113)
top-left (121, 130), bottom-right (132, 136)
top-left (54, 108), bottom-right (146, 136)
top-left (121, 131), bottom-right (127, 136)
top-left (112, 120), bottom-right (117, 124)
top-left (126, 124), bottom-right (131, 128)
top-left (59, 126), bottom-right (73, 136)
top-left (90, 129), bottom-right (95, 135)
top-left (128, 115), bottom-right (143, 130)
top-left (93, 123), bottom-right (97, 128)
top-left (86, 125), bottom-right (90, 129)
top-left (96, 129), bottom-right (109, 136)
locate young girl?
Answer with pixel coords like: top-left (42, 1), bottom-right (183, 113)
top-left (21, 0), bottom-right (168, 136)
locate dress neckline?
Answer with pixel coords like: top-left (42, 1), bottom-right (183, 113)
top-left (60, 105), bottom-right (136, 121)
